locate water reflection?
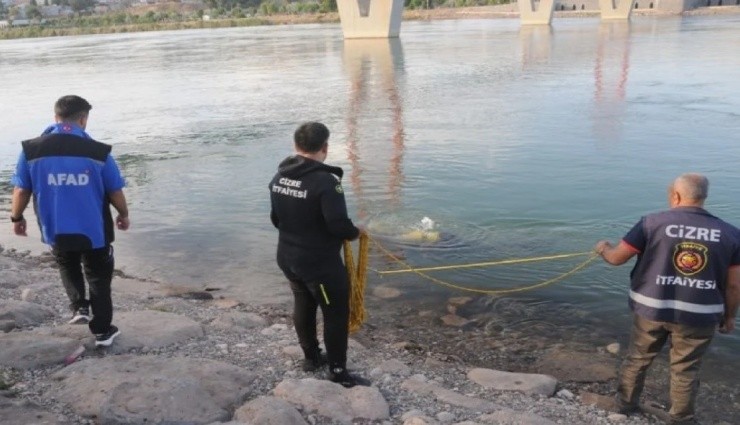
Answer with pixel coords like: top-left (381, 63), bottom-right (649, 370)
top-left (342, 39), bottom-right (406, 220)
top-left (592, 22), bottom-right (632, 144)
top-left (519, 25), bottom-right (552, 70)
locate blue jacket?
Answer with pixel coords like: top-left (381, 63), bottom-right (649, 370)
top-left (622, 207), bottom-right (740, 326)
top-left (11, 123), bottom-right (126, 251)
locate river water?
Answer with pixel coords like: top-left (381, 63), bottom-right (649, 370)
top-left (1, 15), bottom-right (738, 396)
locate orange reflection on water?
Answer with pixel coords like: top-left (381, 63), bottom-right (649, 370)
top-left (342, 39), bottom-right (405, 219)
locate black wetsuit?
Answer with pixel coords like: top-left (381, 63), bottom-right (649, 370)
top-left (269, 155), bottom-right (359, 370)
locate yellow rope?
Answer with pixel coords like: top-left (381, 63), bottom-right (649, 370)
top-left (345, 233), bottom-right (369, 333)
top-left (345, 233), bottom-right (599, 333)
top-left (375, 251), bottom-right (593, 275)
top-left (371, 236), bottom-right (599, 295)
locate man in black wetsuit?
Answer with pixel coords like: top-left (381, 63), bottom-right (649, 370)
top-left (269, 122), bottom-right (370, 388)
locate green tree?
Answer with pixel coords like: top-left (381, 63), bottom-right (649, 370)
top-left (69, 0), bottom-right (95, 12)
top-left (319, 0), bottom-right (336, 12)
top-left (27, 4), bottom-right (43, 20)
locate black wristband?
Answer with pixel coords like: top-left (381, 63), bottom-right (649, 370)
top-left (10, 215), bottom-right (25, 223)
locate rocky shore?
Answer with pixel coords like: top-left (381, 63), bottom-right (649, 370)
top-left (1, 245), bottom-right (737, 425)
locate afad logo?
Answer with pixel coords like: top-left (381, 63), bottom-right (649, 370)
top-left (673, 242), bottom-right (708, 276)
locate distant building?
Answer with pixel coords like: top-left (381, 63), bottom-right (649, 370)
top-left (40, 4), bottom-right (73, 17)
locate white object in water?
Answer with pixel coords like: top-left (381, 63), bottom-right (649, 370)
top-left (420, 216), bottom-right (435, 231)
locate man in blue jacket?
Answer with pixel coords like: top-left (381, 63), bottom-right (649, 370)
top-left (10, 95), bottom-right (130, 347)
top-left (270, 122), bottom-right (369, 388)
top-left (595, 173), bottom-right (740, 424)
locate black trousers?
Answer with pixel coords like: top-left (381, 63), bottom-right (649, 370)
top-left (278, 254), bottom-right (350, 370)
top-left (53, 245), bottom-right (114, 334)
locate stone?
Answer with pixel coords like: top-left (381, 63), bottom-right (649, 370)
top-left (448, 296), bottom-right (473, 306)
top-left (373, 286), bottom-right (402, 299)
top-left (0, 320), bottom-right (15, 333)
top-left (440, 314), bottom-right (473, 328)
top-left (210, 311), bottom-right (268, 332)
top-left (401, 375), bottom-right (498, 412)
top-left (436, 411), bottom-right (456, 422)
top-left (535, 349), bottom-right (617, 382)
top-left (606, 343), bottom-right (621, 355)
top-left (274, 378), bottom-right (390, 422)
top-left (100, 380), bottom-right (231, 424)
top-left (20, 288), bottom-right (37, 302)
top-left (103, 310), bottom-right (204, 354)
top-left (261, 323), bottom-right (289, 336)
top-left (0, 332), bottom-right (80, 369)
top-left (401, 410), bottom-right (427, 421)
top-left (556, 389), bottom-right (574, 400)
top-left (377, 359), bottom-right (411, 375)
top-left (0, 300), bottom-right (55, 327)
top-left (607, 413), bottom-right (628, 422)
top-left (403, 417), bottom-right (437, 425)
top-left (580, 391), bottom-right (618, 412)
top-left (478, 408), bottom-right (557, 425)
top-left (211, 298), bottom-right (242, 309)
top-left (0, 394), bottom-right (69, 424)
top-left (283, 345), bottom-right (304, 359)
top-left (468, 368), bottom-right (558, 396)
top-left (163, 286), bottom-right (214, 300)
top-left (50, 355), bottom-right (256, 421)
top-left (233, 396), bottom-right (307, 425)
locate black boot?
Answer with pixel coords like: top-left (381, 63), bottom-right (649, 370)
top-left (328, 367), bottom-right (371, 388)
top-left (301, 348), bottom-right (328, 372)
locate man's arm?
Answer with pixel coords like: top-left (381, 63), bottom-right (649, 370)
top-left (108, 190), bottom-right (130, 231)
top-left (10, 187), bottom-right (31, 236)
top-left (320, 179), bottom-right (359, 241)
top-left (594, 240), bottom-right (638, 266)
top-left (720, 266), bottom-right (740, 334)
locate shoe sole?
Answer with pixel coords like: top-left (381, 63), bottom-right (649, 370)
top-left (95, 330), bottom-right (121, 347)
top-left (68, 315), bottom-right (91, 325)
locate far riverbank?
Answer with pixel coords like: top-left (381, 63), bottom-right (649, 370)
top-left (1, 5), bottom-right (740, 40)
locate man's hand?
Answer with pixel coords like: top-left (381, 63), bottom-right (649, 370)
top-left (13, 219), bottom-right (27, 236)
top-left (116, 215), bottom-right (130, 231)
top-left (719, 316), bottom-right (735, 334)
top-left (594, 240), bottom-right (612, 255)
top-left (349, 226), bottom-right (367, 241)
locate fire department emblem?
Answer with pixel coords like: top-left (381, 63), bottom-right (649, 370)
top-left (673, 242), bottom-right (708, 276)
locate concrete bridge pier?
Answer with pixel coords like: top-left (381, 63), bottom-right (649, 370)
top-left (518, 0), bottom-right (556, 25)
top-left (337, 0), bottom-right (405, 39)
top-left (599, 0), bottom-right (637, 19)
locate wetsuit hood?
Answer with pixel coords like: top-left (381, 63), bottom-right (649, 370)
top-left (278, 155), bottom-right (344, 180)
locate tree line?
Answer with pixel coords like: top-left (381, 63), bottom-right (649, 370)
top-left (1, 0), bottom-right (512, 24)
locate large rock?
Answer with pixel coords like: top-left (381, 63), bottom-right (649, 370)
top-left (110, 310), bottom-right (205, 353)
top-left (100, 380), bottom-right (231, 425)
top-left (50, 355), bottom-right (256, 422)
top-left (210, 311), bottom-right (268, 332)
top-left (0, 394), bottom-right (69, 424)
top-left (535, 349), bottom-right (617, 382)
top-left (33, 310), bottom-right (205, 353)
top-left (0, 300), bottom-right (55, 328)
top-left (273, 378), bottom-right (389, 423)
top-left (467, 368), bottom-right (558, 396)
top-left (233, 396), bottom-right (307, 425)
top-left (0, 332), bottom-right (80, 369)
top-left (401, 375), bottom-right (498, 412)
